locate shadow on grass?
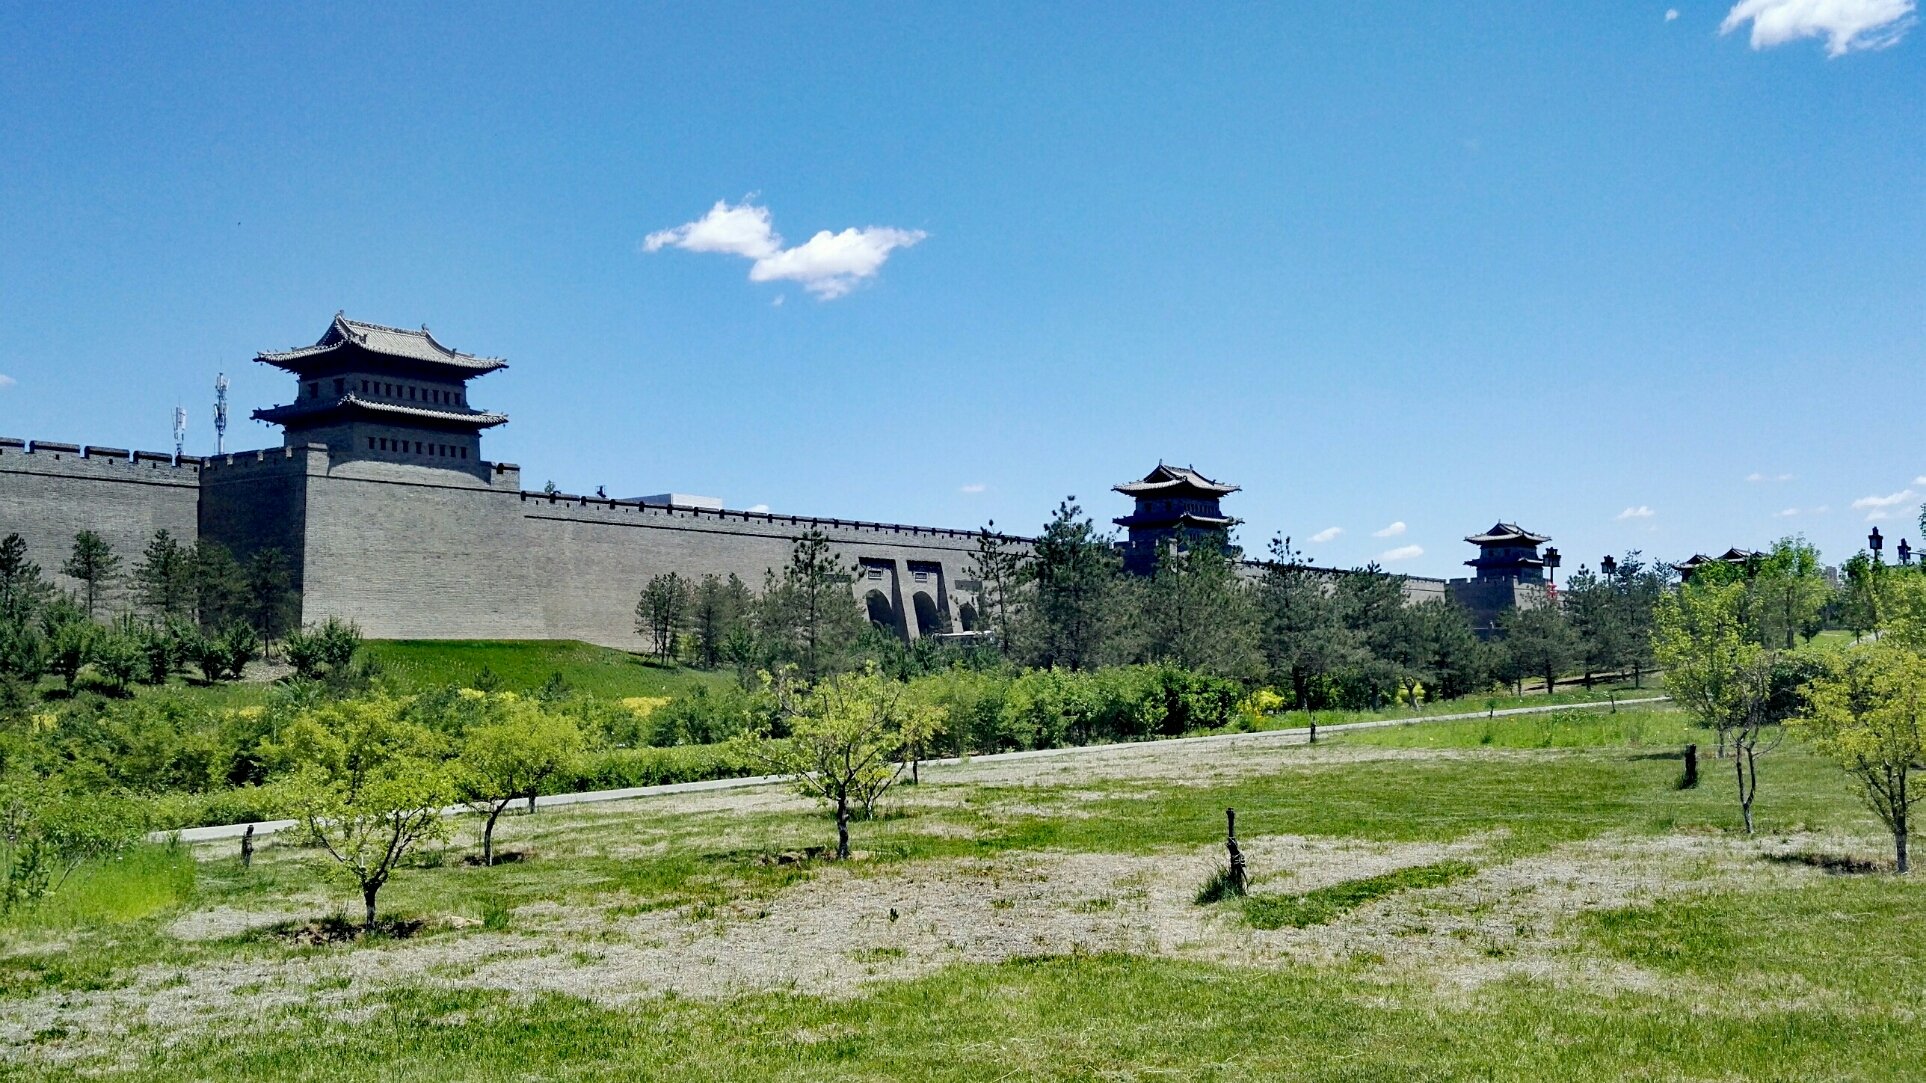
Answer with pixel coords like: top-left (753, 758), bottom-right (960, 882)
top-left (1762, 851), bottom-right (1889, 876)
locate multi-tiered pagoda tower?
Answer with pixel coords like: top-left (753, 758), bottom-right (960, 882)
top-left (252, 314), bottom-right (508, 468)
top-left (1112, 463), bottom-right (1241, 575)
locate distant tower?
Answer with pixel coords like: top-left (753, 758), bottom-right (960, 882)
top-left (1111, 463), bottom-right (1241, 575)
top-left (172, 406), bottom-right (187, 459)
top-left (1462, 523), bottom-right (1552, 583)
top-left (213, 373), bottom-right (230, 454)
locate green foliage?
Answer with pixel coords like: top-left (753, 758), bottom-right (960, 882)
top-left (1018, 498), bottom-right (1132, 671)
top-left (968, 521), bottom-right (1031, 645)
top-left (1140, 534), bottom-right (1262, 679)
top-left (283, 617), bottom-right (363, 682)
top-left (0, 765), bottom-right (146, 916)
top-left (454, 692), bottom-right (588, 864)
top-left (131, 529), bottom-right (195, 622)
top-left (738, 664), bottom-right (945, 857)
top-left (89, 625), bottom-right (144, 694)
top-left (60, 530), bottom-right (119, 619)
top-left (1499, 603), bottom-right (1579, 694)
top-left (266, 695), bottom-right (454, 926)
top-left (1193, 863), bottom-right (1246, 905)
top-left (1792, 641), bottom-right (1926, 871)
top-left (635, 572), bottom-right (692, 660)
top-left (756, 529), bottom-right (867, 680)
top-left (688, 573), bottom-right (754, 669)
top-left (243, 548), bottom-right (298, 658)
top-left (1242, 860), bottom-right (1477, 929)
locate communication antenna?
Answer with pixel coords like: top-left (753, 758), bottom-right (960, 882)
top-left (172, 406), bottom-right (187, 459)
top-left (213, 373), bottom-right (230, 454)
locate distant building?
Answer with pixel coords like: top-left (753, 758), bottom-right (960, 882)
top-left (634, 493), bottom-right (724, 511)
top-left (1447, 522), bottom-right (1554, 637)
top-left (1673, 548), bottom-right (1759, 579)
top-left (1111, 464), bottom-right (1241, 575)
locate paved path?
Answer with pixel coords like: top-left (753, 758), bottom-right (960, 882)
top-left (161, 695), bottom-right (1671, 844)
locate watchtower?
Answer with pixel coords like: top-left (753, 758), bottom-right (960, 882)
top-left (1112, 463), bottom-right (1240, 575)
top-left (1463, 522), bottom-right (1552, 583)
top-left (251, 313), bottom-right (508, 468)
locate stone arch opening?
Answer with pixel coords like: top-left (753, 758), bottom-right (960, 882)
top-left (865, 590), bottom-right (896, 631)
top-left (913, 591), bottom-right (949, 636)
top-left (958, 601), bottom-right (978, 632)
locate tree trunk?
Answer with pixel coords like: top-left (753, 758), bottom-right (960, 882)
top-left (835, 795), bottom-right (851, 860)
top-left (363, 884), bottom-right (380, 929)
top-left (1736, 745), bottom-right (1756, 835)
top-left (1896, 824), bottom-right (1909, 875)
top-left (1682, 744), bottom-right (1698, 789)
top-left (1226, 808), bottom-right (1246, 894)
top-left (484, 805), bottom-right (504, 867)
top-left (527, 791), bottom-right (537, 814)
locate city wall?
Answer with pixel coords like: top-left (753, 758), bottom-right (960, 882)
top-left (0, 439), bottom-right (201, 610)
top-left (0, 436), bottom-right (1452, 649)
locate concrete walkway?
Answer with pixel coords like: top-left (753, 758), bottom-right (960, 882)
top-left (161, 695), bottom-right (1671, 844)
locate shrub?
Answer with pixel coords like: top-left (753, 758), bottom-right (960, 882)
top-left (284, 618), bottom-right (363, 682)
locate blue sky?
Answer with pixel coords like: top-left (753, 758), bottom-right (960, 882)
top-left (2, 3), bottom-right (1921, 579)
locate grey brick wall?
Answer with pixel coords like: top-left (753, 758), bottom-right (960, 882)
top-left (0, 439), bottom-right (202, 614)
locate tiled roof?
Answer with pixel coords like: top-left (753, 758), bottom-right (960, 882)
top-left (252, 393), bottom-right (508, 428)
top-left (1113, 462), bottom-right (1240, 497)
top-left (1464, 522), bottom-right (1551, 545)
top-left (258, 314), bottom-right (507, 373)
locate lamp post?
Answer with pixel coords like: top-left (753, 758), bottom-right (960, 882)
top-left (1543, 546), bottom-right (1562, 586)
top-left (1870, 526), bottom-right (1884, 564)
top-left (1601, 554), bottom-right (1617, 578)
top-left (1901, 538), bottom-right (1914, 567)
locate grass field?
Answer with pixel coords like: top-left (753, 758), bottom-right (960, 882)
top-left (50, 639), bottom-right (737, 708)
top-left (4, 704), bottom-right (1920, 1080)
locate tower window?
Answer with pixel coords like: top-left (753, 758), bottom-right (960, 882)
top-left (333, 378), bottom-right (344, 395)
top-left (460, 447), bottom-right (468, 459)
top-left (367, 437), bottom-right (375, 449)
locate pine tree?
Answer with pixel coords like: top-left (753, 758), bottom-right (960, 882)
top-left (1019, 498), bottom-right (1129, 671)
top-left (132, 529), bottom-right (195, 621)
top-left (62, 530), bottom-right (121, 619)
top-left (757, 529), bottom-right (865, 680)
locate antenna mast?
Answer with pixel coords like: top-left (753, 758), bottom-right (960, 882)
top-left (213, 373), bottom-right (230, 454)
top-left (172, 406), bottom-right (187, 459)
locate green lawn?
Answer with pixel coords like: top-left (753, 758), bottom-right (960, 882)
top-left (5, 705), bottom-right (1920, 1081)
top-left (359, 639), bottom-right (734, 698)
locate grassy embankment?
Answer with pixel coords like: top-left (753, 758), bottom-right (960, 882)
top-left (4, 703), bottom-right (1922, 1080)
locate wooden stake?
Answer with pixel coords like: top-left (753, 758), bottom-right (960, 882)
top-left (240, 823), bottom-right (254, 869)
top-left (1226, 807), bottom-right (1247, 894)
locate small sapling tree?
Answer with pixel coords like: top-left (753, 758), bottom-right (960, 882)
top-left (1655, 580), bottom-right (1782, 832)
top-left (1795, 643), bottom-right (1926, 872)
top-left (455, 694), bottom-right (586, 866)
top-left (270, 696), bottom-right (452, 928)
top-left (740, 664), bottom-right (943, 859)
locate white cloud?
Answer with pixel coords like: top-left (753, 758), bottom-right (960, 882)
top-left (959, 483), bottom-right (986, 494)
top-left (1776, 505), bottom-right (1833, 518)
top-left (1914, 475), bottom-right (1926, 486)
top-left (749, 226), bottom-right (927, 299)
top-left (644, 200), bottom-right (780, 259)
top-left (1853, 488), bottom-right (1916, 519)
top-left (1309, 526), bottom-right (1343, 543)
top-left (1746, 471), bottom-right (1795, 482)
top-left (1721, 0), bottom-right (1916, 56)
top-left (1380, 545), bottom-right (1425, 562)
top-left (0, 375), bottom-right (14, 390)
top-left (746, 503), bottom-right (770, 514)
top-left (1617, 505), bottom-right (1656, 520)
top-left (1776, 507), bottom-right (1801, 517)
top-left (645, 199), bottom-right (925, 300)
top-left (1372, 521), bottom-right (1407, 538)
top-left (1667, 7), bottom-right (1682, 19)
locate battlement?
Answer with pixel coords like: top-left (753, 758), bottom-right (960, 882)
top-left (0, 437), bottom-right (204, 478)
top-left (199, 443), bottom-right (328, 469)
top-left (515, 488), bottom-right (1016, 546)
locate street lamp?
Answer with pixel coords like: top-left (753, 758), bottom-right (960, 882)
top-left (1901, 538), bottom-right (1914, 566)
top-left (1870, 526), bottom-right (1885, 563)
top-left (1543, 546), bottom-right (1562, 585)
top-left (1601, 554), bottom-right (1617, 577)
